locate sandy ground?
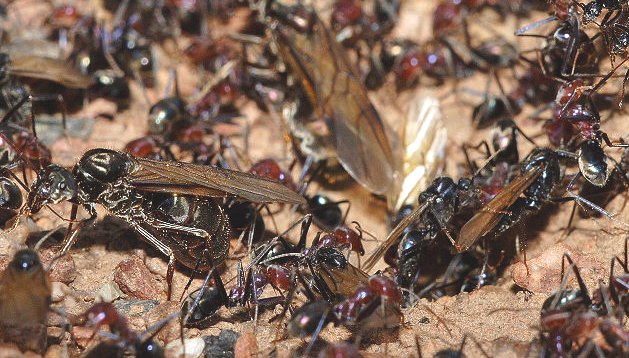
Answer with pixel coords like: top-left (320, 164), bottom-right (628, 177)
top-left (1, 0), bottom-right (628, 357)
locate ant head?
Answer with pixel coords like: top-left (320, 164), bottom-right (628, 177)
top-left (10, 249), bottom-right (42, 273)
top-left (419, 176), bottom-right (456, 204)
top-left (27, 165), bottom-right (78, 213)
top-left (581, 1), bottom-right (602, 24)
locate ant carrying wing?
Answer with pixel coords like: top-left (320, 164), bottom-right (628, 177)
top-left (363, 200), bottom-right (434, 272)
top-left (129, 156), bottom-right (306, 205)
top-left (316, 255), bottom-right (370, 299)
top-left (8, 55), bottom-right (94, 89)
top-left (457, 166), bottom-right (543, 251)
top-left (267, 2), bottom-right (398, 195)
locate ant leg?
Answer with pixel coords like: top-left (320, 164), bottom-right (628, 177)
top-left (600, 132), bottom-right (629, 148)
top-left (59, 204), bottom-right (97, 255)
top-left (560, 201), bottom-right (578, 240)
top-left (515, 15), bottom-right (557, 36)
top-left (296, 214), bottom-right (313, 251)
top-left (562, 172), bottom-right (629, 228)
top-left (166, 255), bottom-right (177, 301)
top-left (561, 253), bottom-right (591, 305)
top-left (178, 255), bottom-right (204, 302)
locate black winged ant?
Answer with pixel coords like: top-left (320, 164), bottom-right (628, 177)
top-left (364, 176), bottom-right (480, 273)
top-left (22, 148), bottom-right (305, 300)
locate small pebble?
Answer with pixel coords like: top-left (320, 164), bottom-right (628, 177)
top-left (113, 256), bottom-right (164, 300)
top-left (97, 282), bottom-right (123, 302)
top-left (234, 332), bottom-right (258, 358)
top-left (39, 248), bottom-right (77, 285)
top-left (203, 330), bottom-right (239, 358)
top-left (166, 337), bottom-right (206, 358)
top-left (50, 282), bottom-right (68, 302)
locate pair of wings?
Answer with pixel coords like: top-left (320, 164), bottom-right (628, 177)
top-left (270, 7), bottom-right (397, 195)
top-left (128, 155), bottom-right (306, 206)
top-left (363, 167), bottom-right (543, 272)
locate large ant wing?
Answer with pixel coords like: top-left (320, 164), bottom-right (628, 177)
top-left (10, 56), bottom-right (94, 89)
top-left (457, 167), bottom-right (543, 251)
top-left (129, 158), bottom-right (306, 205)
top-left (272, 11), bottom-right (397, 195)
top-left (362, 201), bottom-right (433, 273)
top-left (328, 84), bottom-right (398, 195)
top-left (320, 261), bottom-right (369, 298)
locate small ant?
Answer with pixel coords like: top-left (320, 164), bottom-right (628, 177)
top-left (81, 302), bottom-right (172, 357)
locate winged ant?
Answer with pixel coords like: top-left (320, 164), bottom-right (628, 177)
top-left (21, 147), bottom-right (304, 300)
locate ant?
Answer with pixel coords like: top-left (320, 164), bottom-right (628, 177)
top-left (577, 0), bottom-right (626, 25)
top-left (364, 175), bottom-right (480, 273)
top-left (287, 273), bottom-right (402, 355)
top-left (81, 301), bottom-right (174, 357)
top-left (0, 248), bottom-right (51, 353)
top-left (540, 253), bottom-right (628, 356)
top-left (181, 215), bottom-right (315, 327)
top-left (22, 147), bottom-right (304, 300)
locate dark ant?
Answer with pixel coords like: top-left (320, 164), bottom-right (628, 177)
top-left (81, 302), bottom-right (172, 357)
top-left (0, 173), bottom-right (23, 227)
top-left (88, 70), bottom-right (131, 110)
top-left (23, 148), bottom-right (305, 300)
top-left (519, 6), bottom-right (601, 79)
top-left (540, 253), bottom-right (628, 356)
top-left (578, 0), bottom-right (625, 25)
top-left (180, 260), bottom-right (292, 328)
top-left (305, 193), bottom-right (350, 232)
top-left (180, 215), bottom-right (315, 327)
top-left (364, 176), bottom-right (480, 273)
top-left (549, 78), bottom-right (629, 188)
top-left (108, 25), bottom-right (155, 88)
top-left (565, 146), bottom-right (629, 226)
top-left (287, 273), bottom-right (402, 355)
top-left (457, 147), bottom-right (565, 251)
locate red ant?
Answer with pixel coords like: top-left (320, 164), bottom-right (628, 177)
top-left (81, 301), bottom-right (175, 357)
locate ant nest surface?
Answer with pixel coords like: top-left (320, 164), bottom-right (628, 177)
top-left (0, 0), bottom-right (628, 357)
